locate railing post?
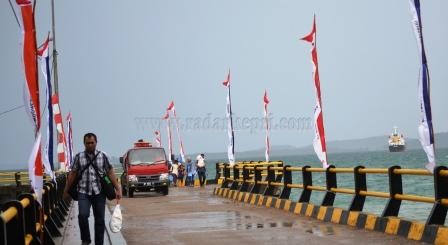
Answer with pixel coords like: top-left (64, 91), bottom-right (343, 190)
top-left (1, 200), bottom-right (26, 245)
top-left (321, 165), bottom-right (337, 206)
top-left (349, 165), bottom-right (366, 211)
top-left (280, 165), bottom-right (292, 199)
top-left (45, 183), bottom-right (64, 228)
top-left (57, 173), bottom-right (70, 212)
top-left (221, 163), bottom-right (228, 188)
top-left (275, 161), bottom-right (284, 182)
top-left (55, 175), bottom-right (69, 215)
top-left (263, 165), bottom-right (276, 196)
top-left (299, 166), bottom-right (312, 203)
top-left (43, 185), bottom-right (62, 237)
top-left (215, 163), bottom-right (221, 182)
top-left (427, 166), bottom-right (448, 225)
top-left (230, 165), bottom-right (240, 190)
top-left (239, 165), bottom-right (250, 192)
top-left (221, 163), bottom-right (230, 188)
top-left (17, 193), bottom-right (38, 243)
top-left (15, 172), bottom-right (22, 188)
top-left (249, 166), bottom-right (262, 194)
top-left (382, 165), bottom-right (402, 217)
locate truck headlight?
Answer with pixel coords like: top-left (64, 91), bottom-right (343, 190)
top-left (128, 175), bottom-right (138, 182)
top-left (159, 173), bottom-right (169, 181)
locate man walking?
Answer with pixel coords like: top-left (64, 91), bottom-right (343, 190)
top-left (64, 133), bottom-right (121, 245)
top-left (196, 154), bottom-right (207, 187)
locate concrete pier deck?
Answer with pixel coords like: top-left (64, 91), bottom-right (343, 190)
top-left (115, 185), bottom-right (415, 244)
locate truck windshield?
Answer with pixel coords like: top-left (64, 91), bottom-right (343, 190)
top-left (128, 148), bottom-right (166, 165)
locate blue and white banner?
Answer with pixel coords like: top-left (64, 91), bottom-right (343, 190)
top-left (37, 36), bottom-right (55, 180)
top-left (409, 0), bottom-right (436, 172)
top-left (222, 70), bottom-right (235, 166)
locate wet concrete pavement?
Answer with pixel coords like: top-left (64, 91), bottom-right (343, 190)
top-left (118, 185), bottom-right (418, 244)
top-left (58, 201), bottom-right (126, 245)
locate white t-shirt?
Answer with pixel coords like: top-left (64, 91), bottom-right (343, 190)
top-left (171, 164), bottom-right (179, 175)
top-left (196, 155), bottom-right (206, 168)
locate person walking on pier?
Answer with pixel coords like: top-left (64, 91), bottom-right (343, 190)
top-left (196, 154), bottom-right (207, 187)
top-left (178, 162), bottom-right (186, 187)
top-left (63, 133), bottom-right (122, 245)
top-left (170, 159), bottom-right (179, 187)
top-left (185, 158), bottom-right (195, 187)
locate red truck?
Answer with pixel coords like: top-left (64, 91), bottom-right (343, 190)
top-left (120, 140), bottom-right (169, 197)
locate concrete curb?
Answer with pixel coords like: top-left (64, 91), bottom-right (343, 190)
top-left (214, 187), bottom-right (448, 244)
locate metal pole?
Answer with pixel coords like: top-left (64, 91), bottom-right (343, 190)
top-left (51, 0), bottom-right (59, 94)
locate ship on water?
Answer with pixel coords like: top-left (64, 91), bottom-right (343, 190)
top-left (388, 127), bottom-right (406, 152)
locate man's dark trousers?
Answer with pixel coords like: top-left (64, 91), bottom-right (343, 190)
top-left (78, 192), bottom-right (106, 245)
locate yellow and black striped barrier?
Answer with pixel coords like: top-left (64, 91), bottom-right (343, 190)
top-left (214, 163), bottom-right (448, 244)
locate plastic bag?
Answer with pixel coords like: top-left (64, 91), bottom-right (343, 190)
top-left (109, 204), bottom-right (122, 233)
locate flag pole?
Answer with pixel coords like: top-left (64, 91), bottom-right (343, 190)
top-left (51, 0), bottom-right (59, 94)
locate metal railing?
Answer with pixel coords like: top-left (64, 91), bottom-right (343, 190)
top-left (0, 174), bottom-right (70, 245)
top-left (215, 163), bottom-right (448, 225)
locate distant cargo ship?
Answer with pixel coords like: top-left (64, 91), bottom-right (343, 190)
top-left (388, 127), bottom-right (406, 152)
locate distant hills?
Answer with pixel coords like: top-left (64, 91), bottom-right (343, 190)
top-left (2, 133), bottom-right (447, 170)
top-left (201, 132), bottom-right (448, 160)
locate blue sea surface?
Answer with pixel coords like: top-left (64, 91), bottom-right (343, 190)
top-left (208, 148), bottom-right (448, 224)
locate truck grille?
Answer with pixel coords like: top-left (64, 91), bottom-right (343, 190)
top-left (137, 175), bottom-right (160, 182)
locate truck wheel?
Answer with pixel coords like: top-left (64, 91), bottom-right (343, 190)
top-left (162, 186), bottom-right (169, 196)
top-left (129, 188), bottom-right (134, 198)
top-left (122, 185), bottom-right (127, 196)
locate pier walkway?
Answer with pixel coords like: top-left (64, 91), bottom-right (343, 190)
top-left (105, 185), bottom-right (414, 245)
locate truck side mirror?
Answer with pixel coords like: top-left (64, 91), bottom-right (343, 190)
top-left (119, 157), bottom-right (124, 164)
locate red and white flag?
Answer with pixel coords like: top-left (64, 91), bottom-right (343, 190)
top-left (166, 101), bottom-right (186, 163)
top-left (301, 15), bottom-right (329, 169)
top-left (52, 94), bottom-right (68, 171)
top-left (154, 131), bottom-right (162, 147)
top-left (263, 90), bottom-right (270, 162)
top-left (223, 70), bottom-right (235, 166)
top-left (162, 110), bottom-right (173, 162)
top-left (16, 0), bottom-right (43, 202)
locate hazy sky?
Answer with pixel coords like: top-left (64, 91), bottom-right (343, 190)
top-left (1, 1), bottom-right (447, 169)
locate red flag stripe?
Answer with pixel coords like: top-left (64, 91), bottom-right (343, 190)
top-left (52, 94), bottom-right (68, 171)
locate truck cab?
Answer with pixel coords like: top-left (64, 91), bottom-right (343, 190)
top-left (120, 140), bottom-right (169, 197)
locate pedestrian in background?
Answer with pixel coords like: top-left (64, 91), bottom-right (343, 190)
top-left (196, 154), bottom-right (207, 187)
top-left (185, 158), bottom-right (195, 187)
top-left (170, 159), bottom-right (179, 187)
top-left (178, 162), bottom-right (186, 187)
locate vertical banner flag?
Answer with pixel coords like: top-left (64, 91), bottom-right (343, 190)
top-left (16, 0), bottom-right (43, 202)
top-left (52, 94), bottom-right (68, 171)
top-left (301, 15), bottom-right (329, 169)
top-left (162, 111), bottom-right (173, 162)
top-left (167, 101), bottom-right (186, 163)
top-left (263, 90), bottom-right (270, 162)
top-left (409, 0), bottom-right (436, 172)
top-left (154, 131), bottom-right (162, 147)
top-left (37, 35), bottom-right (55, 180)
top-left (222, 70), bottom-right (235, 166)
top-left (66, 113), bottom-right (74, 169)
